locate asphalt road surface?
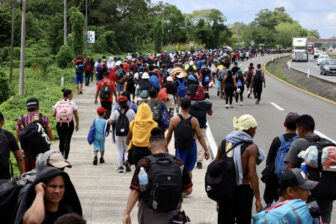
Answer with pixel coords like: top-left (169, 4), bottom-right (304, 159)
top-left (290, 55), bottom-right (336, 83)
top-left (207, 54), bottom-right (336, 223)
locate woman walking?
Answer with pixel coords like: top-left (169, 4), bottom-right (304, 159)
top-left (53, 89), bottom-right (79, 159)
top-left (223, 70), bottom-right (237, 109)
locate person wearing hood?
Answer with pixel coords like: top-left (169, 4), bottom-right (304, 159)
top-left (126, 103), bottom-right (157, 166)
top-left (215, 114), bottom-right (265, 224)
top-left (18, 167), bottom-right (82, 224)
top-left (107, 56), bottom-right (115, 72)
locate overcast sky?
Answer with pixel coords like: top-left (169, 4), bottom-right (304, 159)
top-left (152, 0), bottom-right (336, 38)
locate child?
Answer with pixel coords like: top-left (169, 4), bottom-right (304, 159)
top-left (92, 107), bottom-right (108, 165)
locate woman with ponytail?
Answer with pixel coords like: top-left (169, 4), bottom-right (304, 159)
top-left (52, 89), bottom-right (79, 160)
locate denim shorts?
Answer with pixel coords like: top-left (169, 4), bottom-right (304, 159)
top-left (75, 74), bottom-right (83, 84)
top-left (116, 83), bottom-right (124, 92)
top-left (93, 138), bottom-right (105, 152)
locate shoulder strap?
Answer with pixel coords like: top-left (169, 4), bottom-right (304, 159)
top-left (177, 114), bottom-right (184, 121)
top-left (38, 113), bottom-right (43, 124)
top-left (279, 135), bottom-right (285, 144)
top-left (186, 116), bottom-right (193, 122)
top-left (21, 115), bottom-right (26, 128)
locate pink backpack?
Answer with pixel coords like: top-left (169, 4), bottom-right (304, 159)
top-left (56, 100), bottom-right (73, 125)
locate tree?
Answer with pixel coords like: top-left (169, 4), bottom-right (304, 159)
top-left (308, 29), bottom-right (320, 39)
top-left (56, 44), bottom-right (73, 68)
top-left (153, 19), bottom-right (163, 52)
top-left (70, 7), bottom-right (84, 56)
top-left (162, 5), bottom-right (186, 44)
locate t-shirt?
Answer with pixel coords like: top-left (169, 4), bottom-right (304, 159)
top-left (284, 134), bottom-right (318, 167)
top-left (43, 205), bottom-right (72, 224)
top-left (94, 118), bottom-right (107, 141)
top-left (231, 66), bottom-right (240, 75)
top-left (164, 82), bottom-right (177, 95)
top-left (189, 107), bottom-right (207, 129)
top-left (0, 129), bottom-right (20, 179)
top-left (97, 78), bottom-right (116, 102)
top-left (111, 108), bottom-right (136, 123)
top-left (266, 133), bottom-right (298, 166)
top-left (53, 99), bottom-right (78, 111)
top-left (16, 113), bottom-right (50, 131)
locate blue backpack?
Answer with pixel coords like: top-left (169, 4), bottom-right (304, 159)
top-left (87, 119), bottom-right (96, 145)
top-left (203, 75), bottom-right (210, 84)
top-left (149, 74), bottom-right (160, 89)
top-left (177, 80), bottom-right (186, 97)
top-left (275, 135), bottom-right (298, 179)
top-left (253, 199), bottom-right (313, 224)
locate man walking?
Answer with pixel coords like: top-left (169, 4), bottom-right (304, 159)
top-left (251, 64), bottom-right (266, 104)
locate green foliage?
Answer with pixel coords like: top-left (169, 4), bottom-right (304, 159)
top-left (70, 7), bottom-right (84, 56)
top-left (56, 45), bottom-right (74, 69)
top-left (94, 31), bottom-right (119, 54)
top-left (0, 69), bottom-right (10, 104)
top-left (153, 19), bottom-right (163, 52)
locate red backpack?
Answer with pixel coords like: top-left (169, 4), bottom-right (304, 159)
top-left (85, 61), bottom-right (92, 71)
top-left (188, 85), bottom-right (205, 101)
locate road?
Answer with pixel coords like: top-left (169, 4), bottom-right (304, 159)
top-left (58, 54), bottom-right (336, 223)
top-left (208, 54), bottom-right (336, 223)
top-left (290, 55), bottom-right (336, 84)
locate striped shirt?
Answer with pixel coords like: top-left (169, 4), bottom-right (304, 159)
top-left (16, 112), bottom-right (50, 131)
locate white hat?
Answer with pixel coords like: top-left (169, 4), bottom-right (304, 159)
top-left (116, 61), bottom-right (122, 66)
top-left (142, 72), bottom-right (149, 79)
top-left (48, 153), bottom-right (72, 169)
top-left (167, 76), bottom-right (173, 82)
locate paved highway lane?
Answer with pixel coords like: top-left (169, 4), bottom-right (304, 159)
top-left (207, 54), bottom-right (336, 222)
top-left (290, 55), bottom-right (336, 84)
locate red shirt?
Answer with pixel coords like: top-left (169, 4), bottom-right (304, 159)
top-left (97, 78), bottom-right (116, 102)
top-left (109, 72), bottom-right (117, 82)
top-left (123, 62), bottom-right (130, 72)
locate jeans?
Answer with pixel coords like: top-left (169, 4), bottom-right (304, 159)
top-left (85, 71), bottom-right (91, 86)
top-left (101, 101), bottom-right (112, 119)
top-left (116, 136), bottom-right (128, 167)
top-left (218, 185), bottom-right (253, 224)
top-left (56, 121), bottom-right (74, 159)
top-left (316, 198), bottom-right (334, 223)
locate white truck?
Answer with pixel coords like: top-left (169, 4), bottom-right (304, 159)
top-left (292, 38), bottom-right (308, 62)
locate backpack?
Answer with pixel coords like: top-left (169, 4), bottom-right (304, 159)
top-left (76, 64), bottom-right (84, 72)
top-left (253, 199), bottom-right (313, 224)
top-left (140, 89), bottom-right (149, 99)
top-left (236, 74), bottom-right (243, 88)
top-left (96, 63), bottom-right (102, 73)
top-left (116, 69), bottom-right (124, 83)
top-left (189, 85), bottom-right (205, 101)
top-left (274, 135), bottom-right (298, 179)
top-left (177, 80), bottom-right (186, 97)
top-left (149, 74), bottom-right (160, 89)
top-left (87, 119), bottom-right (96, 145)
top-left (205, 140), bottom-right (248, 203)
top-left (142, 154), bottom-right (182, 212)
top-left (55, 100), bottom-right (73, 125)
top-left (85, 61), bottom-right (92, 71)
top-left (304, 135), bottom-right (336, 199)
top-left (246, 70), bottom-right (253, 81)
top-left (19, 114), bottom-right (50, 158)
top-left (0, 177), bottom-right (21, 224)
top-left (174, 114), bottom-right (193, 150)
top-left (203, 75), bottom-right (210, 84)
top-left (158, 87), bottom-right (168, 101)
top-left (149, 100), bottom-right (162, 122)
top-left (253, 70), bottom-right (263, 85)
top-left (115, 109), bottom-right (130, 136)
top-left (0, 130), bottom-right (10, 174)
top-left (160, 105), bottom-right (170, 129)
top-left (99, 81), bottom-right (112, 100)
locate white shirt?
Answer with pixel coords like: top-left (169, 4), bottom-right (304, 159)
top-left (111, 109), bottom-right (136, 122)
top-left (53, 99), bottom-right (78, 111)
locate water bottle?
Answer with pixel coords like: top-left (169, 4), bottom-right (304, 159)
top-left (138, 167), bottom-right (148, 192)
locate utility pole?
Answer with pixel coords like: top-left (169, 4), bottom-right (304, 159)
top-left (84, 0), bottom-right (88, 50)
top-left (9, 0), bottom-right (16, 83)
top-left (19, 0), bottom-right (26, 96)
top-left (64, 0), bottom-right (67, 45)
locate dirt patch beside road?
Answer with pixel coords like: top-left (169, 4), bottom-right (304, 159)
top-left (266, 56), bottom-right (336, 102)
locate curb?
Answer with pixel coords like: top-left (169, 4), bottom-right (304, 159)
top-left (263, 58), bottom-right (336, 105)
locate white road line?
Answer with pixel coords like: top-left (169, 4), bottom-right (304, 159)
top-left (314, 130), bottom-right (336, 144)
top-left (270, 102), bottom-right (285, 111)
top-left (206, 122), bottom-right (218, 158)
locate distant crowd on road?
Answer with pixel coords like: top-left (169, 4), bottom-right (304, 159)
top-left (0, 47), bottom-right (334, 224)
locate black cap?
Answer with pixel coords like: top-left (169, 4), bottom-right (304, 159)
top-left (26, 98), bottom-right (39, 110)
top-left (279, 168), bottom-right (318, 190)
top-left (285, 112), bottom-right (299, 125)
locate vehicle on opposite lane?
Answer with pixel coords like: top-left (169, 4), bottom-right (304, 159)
top-left (320, 59), bottom-right (336, 76)
top-left (317, 55), bottom-right (329, 65)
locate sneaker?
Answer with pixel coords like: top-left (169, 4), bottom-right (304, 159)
top-left (100, 158), bottom-right (105, 164)
top-left (124, 161), bottom-right (131, 172)
top-left (182, 193), bottom-right (191, 198)
top-left (230, 105), bottom-right (233, 108)
top-left (226, 104), bottom-right (228, 109)
top-left (117, 167), bottom-right (124, 173)
top-left (235, 102), bottom-right (238, 105)
top-left (240, 102), bottom-right (243, 106)
top-left (217, 91), bottom-right (219, 96)
top-left (247, 93), bottom-right (250, 98)
top-left (80, 91), bottom-right (83, 94)
top-left (196, 162), bottom-right (203, 169)
top-left (93, 156), bottom-right (98, 165)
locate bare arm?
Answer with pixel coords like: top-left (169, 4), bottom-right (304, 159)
top-left (193, 118), bottom-right (209, 160)
top-left (16, 129), bottom-right (20, 142)
top-left (46, 126), bottom-right (53, 142)
top-left (74, 110), bottom-right (79, 131)
top-left (165, 117), bottom-right (176, 148)
top-left (285, 162), bottom-right (295, 170)
top-left (95, 89), bottom-right (99, 104)
top-left (247, 145), bottom-right (262, 212)
top-left (23, 183), bottom-right (45, 224)
top-left (215, 144), bottom-right (222, 160)
top-left (114, 90), bottom-right (118, 102)
top-left (52, 109), bottom-right (56, 117)
top-left (126, 129), bottom-right (132, 145)
top-left (13, 150), bottom-right (25, 176)
top-left (123, 190), bottom-right (140, 224)
top-left (262, 71), bottom-right (266, 87)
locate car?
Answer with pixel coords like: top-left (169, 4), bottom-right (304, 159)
top-left (314, 50), bottom-right (322, 59)
top-left (320, 59), bottom-right (336, 75)
top-left (317, 55), bottom-right (329, 65)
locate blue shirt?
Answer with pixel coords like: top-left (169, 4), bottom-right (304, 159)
top-left (94, 118), bottom-right (107, 140)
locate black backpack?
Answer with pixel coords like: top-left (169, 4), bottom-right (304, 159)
top-left (115, 109), bottom-right (130, 136)
top-left (253, 70), bottom-right (263, 85)
top-left (0, 177), bottom-right (20, 224)
top-left (149, 100), bottom-right (162, 122)
top-left (304, 135), bottom-right (336, 199)
top-left (19, 114), bottom-right (50, 158)
top-left (174, 114), bottom-right (194, 150)
top-left (116, 68), bottom-right (124, 83)
top-left (205, 140), bottom-right (249, 202)
top-left (0, 130), bottom-right (10, 176)
top-left (99, 81), bottom-right (112, 100)
top-left (142, 155), bottom-right (182, 212)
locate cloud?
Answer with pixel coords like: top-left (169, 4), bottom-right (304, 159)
top-left (325, 13), bottom-right (336, 26)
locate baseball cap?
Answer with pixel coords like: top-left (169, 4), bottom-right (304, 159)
top-left (167, 76), bottom-right (173, 82)
top-left (279, 168), bottom-right (318, 190)
top-left (48, 152), bottom-right (72, 169)
top-left (118, 96), bottom-right (128, 102)
top-left (26, 98), bottom-right (39, 110)
top-left (97, 107), bottom-right (107, 114)
top-left (142, 72), bottom-right (149, 79)
top-left (116, 61), bottom-right (122, 66)
top-left (285, 112), bottom-right (300, 126)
